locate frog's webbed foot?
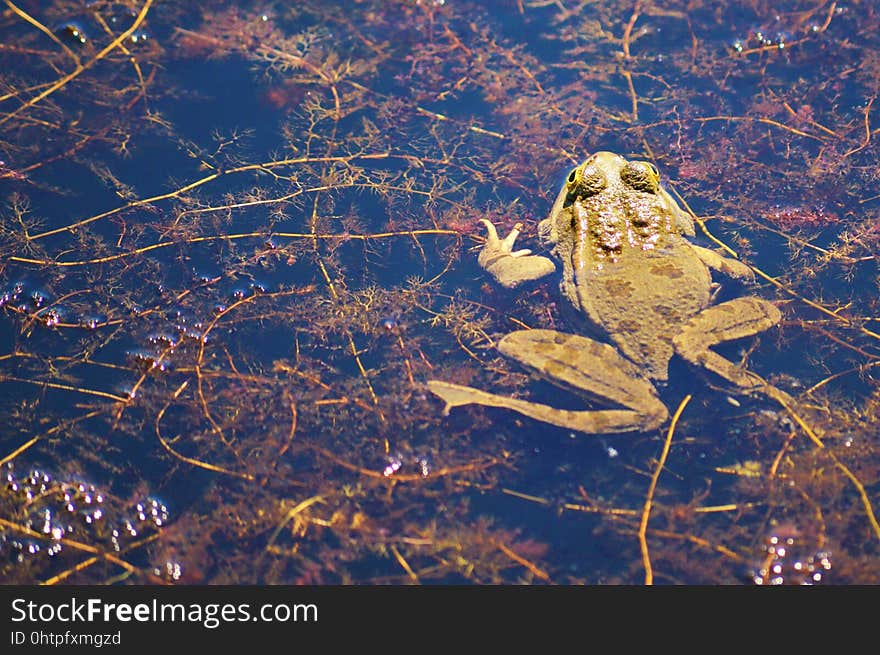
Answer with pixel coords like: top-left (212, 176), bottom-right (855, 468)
top-left (427, 380), bottom-right (663, 434)
top-left (477, 219), bottom-right (555, 289)
top-left (673, 296), bottom-right (796, 405)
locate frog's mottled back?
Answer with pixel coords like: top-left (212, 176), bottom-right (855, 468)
top-left (540, 151), bottom-right (710, 380)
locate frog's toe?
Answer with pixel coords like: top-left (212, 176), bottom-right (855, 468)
top-left (479, 219), bottom-right (501, 246)
top-left (500, 222), bottom-right (523, 250)
top-left (480, 219), bottom-right (525, 255)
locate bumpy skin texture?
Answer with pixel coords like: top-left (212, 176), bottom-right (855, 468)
top-left (428, 152), bottom-right (787, 434)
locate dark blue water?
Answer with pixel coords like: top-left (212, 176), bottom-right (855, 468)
top-left (1, 0), bottom-right (877, 585)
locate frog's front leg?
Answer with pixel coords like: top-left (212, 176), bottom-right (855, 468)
top-left (428, 329), bottom-right (668, 434)
top-left (477, 219), bottom-right (556, 289)
top-left (672, 296), bottom-right (796, 405)
top-left (690, 245), bottom-right (755, 283)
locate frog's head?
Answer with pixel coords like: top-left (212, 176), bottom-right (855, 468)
top-left (565, 152), bottom-right (661, 202)
top-left (542, 151), bottom-right (692, 248)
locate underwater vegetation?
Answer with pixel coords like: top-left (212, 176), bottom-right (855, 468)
top-left (0, 0), bottom-right (878, 584)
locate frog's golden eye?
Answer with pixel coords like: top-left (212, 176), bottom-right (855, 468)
top-left (566, 164), bottom-right (605, 199)
top-left (621, 161), bottom-right (660, 193)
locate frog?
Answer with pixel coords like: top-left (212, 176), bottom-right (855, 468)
top-left (427, 151), bottom-right (791, 434)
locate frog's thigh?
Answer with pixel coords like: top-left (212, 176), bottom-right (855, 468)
top-left (498, 329), bottom-right (661, 410)
top-left (428, 330), bottom-right (668, 434)
top-left (672, 296), bottom-right (780, 389)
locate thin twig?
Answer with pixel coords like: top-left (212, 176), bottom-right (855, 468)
top-left (639, 394), bottom-right (691, 585)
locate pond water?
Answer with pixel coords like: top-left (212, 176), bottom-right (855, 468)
top-left (1, 0), bottom-right (878, 584)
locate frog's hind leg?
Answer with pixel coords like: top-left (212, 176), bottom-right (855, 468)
top-left (426, 381), bottom-right (656, 434)
top-left (672, 296), bottom-right (794, 404)
top-left (428, 329), bottom-right (668, 434)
